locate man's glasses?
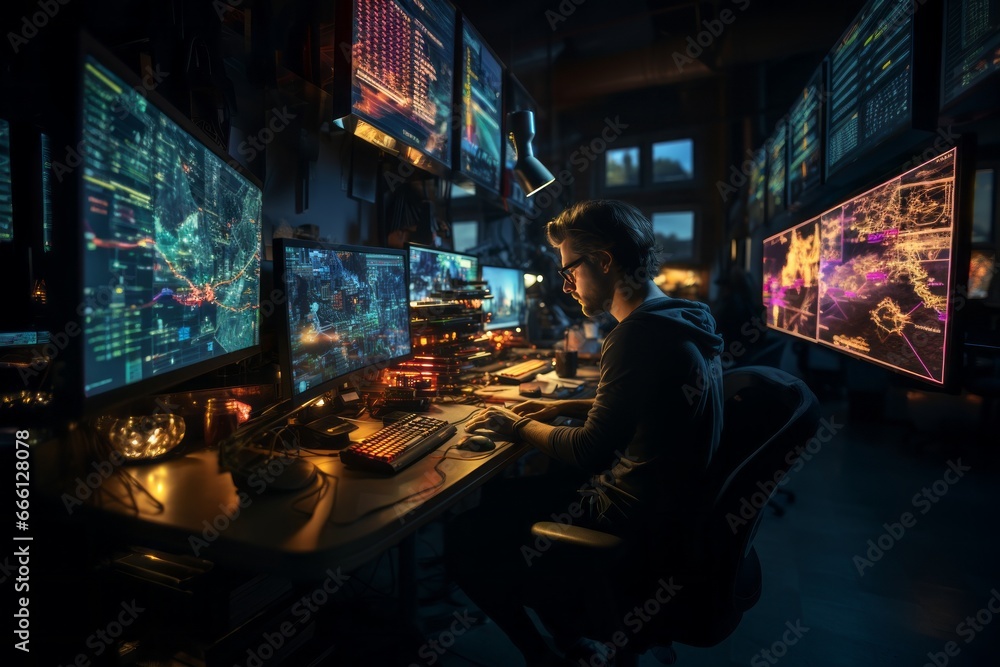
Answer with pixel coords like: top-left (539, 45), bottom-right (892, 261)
top-left (557, 256), bottom-right (587, 284)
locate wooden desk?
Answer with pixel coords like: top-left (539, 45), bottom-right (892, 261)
top-left (41, 402), bottom-right (528, 579)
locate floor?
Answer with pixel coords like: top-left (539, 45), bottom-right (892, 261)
top-left (391, 379), bottom-right (1000, 667)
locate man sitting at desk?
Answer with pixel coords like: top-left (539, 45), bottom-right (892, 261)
top-left (451, 200), bottom-right (725, 666)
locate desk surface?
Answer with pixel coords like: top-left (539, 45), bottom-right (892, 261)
top-left (42, 403), bottom-right (534, 578)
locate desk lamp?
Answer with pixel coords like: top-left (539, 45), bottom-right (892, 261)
top-left (508, 110), bottom-right (555, 197)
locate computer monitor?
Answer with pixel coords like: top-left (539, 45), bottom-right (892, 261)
top-left (407, 243), bottom-right (479, 304)
top-left (969, 248), bottom-right (996, 300)
top-left (764, 146), bottom-right (960, 386)
top-left (0, 118), bottom-right (12, 242)
top-left (746, 148), bottom-right (766, 229)
top-left (79, 40), bottom-right (263, 410)
top-left (340, 0), bottom-right (456, 173)
top-left (941, 0), bottom-right (1000, 115)
top-left (451, 220), bottom-right (479, 253)
top-left (766, 121), bottom-right (787, 221)
top-left (826, 0), bottom-right (921, 179)
top-left (274, 239), bottom-right (412, 404)
top-left (787, 65), bottom-right (824, 209)
top-left (481, 265), bottom-right (526, 331)
top-left (456, 16), bottom-right (503, 193)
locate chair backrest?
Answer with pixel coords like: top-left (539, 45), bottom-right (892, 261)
top-left (627, 365), bottom-right (822, 650)
top-left (707, 366), bottom-right (821, 610)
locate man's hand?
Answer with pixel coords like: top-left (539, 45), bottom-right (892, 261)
top-left (510, 400), bottom-right (563, 423)
top-left (466, 406), bottom-right (523, 438)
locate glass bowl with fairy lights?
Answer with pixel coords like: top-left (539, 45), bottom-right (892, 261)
top-left (97, 414), bottom-right (187, 462)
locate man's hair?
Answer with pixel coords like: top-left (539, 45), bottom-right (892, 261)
top-left (546, 200), bottom-right (660, 279)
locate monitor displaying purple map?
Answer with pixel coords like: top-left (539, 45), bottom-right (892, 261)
top-left (764, 147), bottom-right (958, 386)
top-left (763, 218), bottom-right (820, 342)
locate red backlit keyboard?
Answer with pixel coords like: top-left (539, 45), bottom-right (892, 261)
top-left (339, 414), bottom-right (456, 474)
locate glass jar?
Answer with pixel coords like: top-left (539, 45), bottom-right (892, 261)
top-left (204, 398), bottom-right (242, 449)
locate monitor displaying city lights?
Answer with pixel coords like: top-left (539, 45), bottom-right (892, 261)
top-left (276, 240), bottom-right (412, 402)
top-left (80, 50), bottom-right (262, 401)
top-left (482, 265), bottom-right (526, 331)
top-left (408, 244), bottom-right (479, 304)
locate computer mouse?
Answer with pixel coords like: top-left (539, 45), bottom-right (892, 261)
top-left (456, 435), bottom-right (496, 452)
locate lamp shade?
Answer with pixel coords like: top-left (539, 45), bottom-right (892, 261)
top-left (508, 110), bottom-right (555, 197)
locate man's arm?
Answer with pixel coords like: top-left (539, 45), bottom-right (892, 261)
top-left (511, 398), bottom-right (595, 421)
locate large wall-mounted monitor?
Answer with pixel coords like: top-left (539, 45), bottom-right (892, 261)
top-left (456, 17), bottom-right (503, 193)
top-left (275, 240), bottom-right (412, 404)
top-left (79, 40), bottom-right (263, 411)
top-left (788, 65), bottom-right (824, 209)
top-left (335, 0), bottom-right (457, 175)
top-left (481, 265), bottom-right (526, 331)
top-left (826, 0), bottom-right (922, 179)
top-left (0, 118), bottom-right (12, 242)
top-left (941, 0), bottom-right (1000, 116)
top-left (764, 147), bottom-right (960, 386)
top-left (408, 243), bottom-right (479, 304)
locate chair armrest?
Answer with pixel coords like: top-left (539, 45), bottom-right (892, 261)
top-left (530, 521), bottom-right (623, 550)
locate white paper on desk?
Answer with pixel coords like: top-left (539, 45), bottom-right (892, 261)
top-left (533, 370), bottom-right (589, 386)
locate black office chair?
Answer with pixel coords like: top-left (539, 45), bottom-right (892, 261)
top-left (530, 366), bottom-right (821, 665)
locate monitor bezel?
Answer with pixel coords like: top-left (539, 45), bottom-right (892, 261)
top-left (480, 264), bottom-right (526, 332)
top-left (332, 0), bottom-right (459, 177)
top-left (77, 34), bottom-right (264, 417)
top-left (273, 238), bottom-right (413, 406)
top-left (453, 13), bottom-right (505, 196)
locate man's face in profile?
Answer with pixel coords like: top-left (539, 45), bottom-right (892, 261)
top-left (557, 241), bottom-right (609, 318)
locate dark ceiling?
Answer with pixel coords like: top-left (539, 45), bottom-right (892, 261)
top-left (454, 0), bottom-right (869, 116)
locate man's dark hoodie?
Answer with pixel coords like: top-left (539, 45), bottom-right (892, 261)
top-left (536, 296), bottom-right (725, 531)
